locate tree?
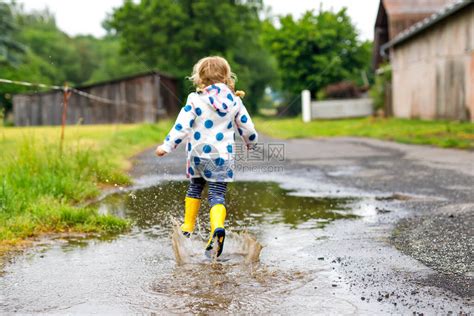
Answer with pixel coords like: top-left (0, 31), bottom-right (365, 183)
top-left (0, 3), bottom-right (148, 116)
top-left (263, 9), bottom-right (372, 98)
top-left (0, 2), bottom-right (25, 67)
top-left (16, 9), bottom-right (82, 84)
top-left (1, 0), bottom-right (277, 116)
top-left (105, 0), bottom-right (276, 113)
top-left (84, 36), bottom-right (145, 84)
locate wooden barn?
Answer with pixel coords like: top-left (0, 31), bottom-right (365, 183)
top-left (373, 0), bottom-right (453, 69)
top-left (377, 0), bottom-right (474, 122)
top-left (13, 71), bottom-right (180, 126)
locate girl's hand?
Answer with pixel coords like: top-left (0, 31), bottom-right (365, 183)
top-left (155, 145), bottom-right (168, 157)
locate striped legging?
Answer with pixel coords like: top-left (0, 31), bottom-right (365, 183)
top-left (186, 177), bottom-right (227, 207)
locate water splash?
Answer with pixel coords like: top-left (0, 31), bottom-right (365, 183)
top-left (156, 221), bottom-right (305, 313)
top-left (171, 218), bottom-right (262, 266)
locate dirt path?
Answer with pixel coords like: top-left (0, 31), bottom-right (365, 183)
top-left (0, 136), bottom-right (472, 314)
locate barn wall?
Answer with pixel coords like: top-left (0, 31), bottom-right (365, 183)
top-left (13, 73), bottom-right (179, 126)
top-left (391, 5), bottom-right (474, 121)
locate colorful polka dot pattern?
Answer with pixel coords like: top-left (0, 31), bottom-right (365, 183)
top-left (161, 83), bottom-right (258, 181)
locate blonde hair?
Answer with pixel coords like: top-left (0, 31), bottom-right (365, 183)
top-left (189, 56), bottom-right (245, 98)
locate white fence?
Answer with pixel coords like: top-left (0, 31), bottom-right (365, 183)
top-left (301, 90), bottom-right (373, 122)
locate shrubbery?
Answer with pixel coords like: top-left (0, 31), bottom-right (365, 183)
top-left (370, 64), bottom-right (392, 112)
top-left (323, 81), bottom-right (361, 100)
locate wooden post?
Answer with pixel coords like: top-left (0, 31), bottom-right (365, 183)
top-left (302, 90), bottom-right (312, 123)
top-left (60, 83), bottom-right (71, 151)
top-left (384, 81), bottom-right (393, 117)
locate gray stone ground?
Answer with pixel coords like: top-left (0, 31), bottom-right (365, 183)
top-left (392, 204), bottom-right (473, 297)
top-left (278, 137), bottom-right (474, 299)
top-left (133, 135), bottom-right (474, 300)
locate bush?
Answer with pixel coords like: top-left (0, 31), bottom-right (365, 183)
top-left (323, 81), bottom-right (361, 100)
top-left (370, 64), bottom-right (392, 112)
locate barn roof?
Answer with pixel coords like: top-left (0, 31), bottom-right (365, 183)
top-left (78, 70), bottom-right (176, 90)
top-left (14, 70), bottom-right (176, 96)
top-left (375, 0), bottom-right (454, 28)
top-left (381, 0), bottom-right (454, 16)
top-left (381, 0), bottom-right (473, 52)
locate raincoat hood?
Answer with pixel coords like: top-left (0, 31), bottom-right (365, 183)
top-left (201, 83), bottom-right (236, 114)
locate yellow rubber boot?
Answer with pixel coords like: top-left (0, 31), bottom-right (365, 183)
top-left (205, 204), bottom-right (226, 257)
top-left (180, 197), bottom-right (201, 237)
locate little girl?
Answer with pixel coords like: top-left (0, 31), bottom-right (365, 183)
top-left (155, 56), bottom-right (258, 257)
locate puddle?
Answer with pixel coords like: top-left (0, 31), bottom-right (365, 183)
top-left (99, 181), bottom-right (359, 234)
top-left (0, 180), bottom-right (398, 314)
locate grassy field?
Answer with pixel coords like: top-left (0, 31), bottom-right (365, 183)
top-left (0, 122), bottom-right (172, 253)
top-left (255, 117), bottom-right (474, 149)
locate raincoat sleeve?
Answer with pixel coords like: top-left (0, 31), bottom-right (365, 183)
top-left (234, 99), bottom-right (258, 148)
top-left (161, 94), bottom-right (197, 153)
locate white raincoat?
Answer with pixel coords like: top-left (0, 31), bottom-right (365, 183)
top-left (161, 83), bottom-right (258, 182)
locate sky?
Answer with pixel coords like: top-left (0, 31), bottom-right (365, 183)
top-left (15, 0), bottom-right (380, 40)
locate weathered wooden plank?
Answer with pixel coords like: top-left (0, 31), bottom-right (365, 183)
top-left (391, 4), bottom-right (473, 121)
top-left (12, 73), bottom-right (179, 126)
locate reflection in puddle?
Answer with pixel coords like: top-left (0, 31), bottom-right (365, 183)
top-left (99, 181), bottom-right (359, 235)
top-left (150, 260), bottom-right (309, 314)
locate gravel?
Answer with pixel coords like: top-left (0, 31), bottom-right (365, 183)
top-left (392, 204), bottom-right (474, 298)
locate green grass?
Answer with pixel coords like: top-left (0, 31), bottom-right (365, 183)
top-left (0, 122), bottom-right (172, 251)
top-left (255, 117), bottom-right (474, 149)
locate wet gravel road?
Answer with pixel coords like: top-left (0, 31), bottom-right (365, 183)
top-left (1, 135), bottom-right (473, 314)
